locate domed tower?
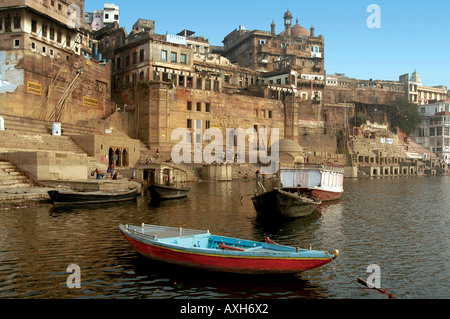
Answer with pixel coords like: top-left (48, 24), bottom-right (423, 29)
top-left (290, 18), bottom-right (310, 37)
top-left (284, 10), bottom-right (293, 36)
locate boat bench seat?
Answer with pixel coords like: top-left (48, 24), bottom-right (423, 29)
top-left (243, 246), bottom-right (264, 252)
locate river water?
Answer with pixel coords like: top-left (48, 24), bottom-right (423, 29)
top-left (0, 176), bottom-right (449, 300)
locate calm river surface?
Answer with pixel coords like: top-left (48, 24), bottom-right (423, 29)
top-left (0, 176), bottom-right (449, 300)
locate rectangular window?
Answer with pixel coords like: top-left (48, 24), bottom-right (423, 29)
top-left (444, 127), bottom-right (450, 136)
top-left (5, 15), bottom-right (11, 32)
top-left (132, 52), bottom-right (137, 64)
top-left (140, 49), bottom-right (145, 62)
top-left (31, 42), bottom-right (36, 51)
top-left (161, 50), bottom-right (167, 62)
top-left (196, 78), bottom-right (202, 90)
top-left (187, 101), bottom-right (192, 111)
top-left (436, 127), bottom-right (443, 136)
top-left (205, 80), bottom-right (211, 90)
top-left (13, 39), bottom-right (20, 48)
top-left (268, 110), bottom-right (273, 118)
top-left (171, 52), bottom-right (177, 62)
top-left (126, 55), bottom-right (130, 67)
top-left (196, 102), bottom-right (201, 112)
top-left (0, 18), bottom-right (3, 31)
top-left (31, 20), bottom-right (37, 33)
top-left (49, 28), bottom-right (55, 40)
top-left (13, 16), bottom-right (20, 29)
top-left (57, 31), bottom-right (62, 43)
top-left (42, 25), bottom-right (47, 37)
top-left (66, 34), bottom-right (71, 47)
top-left (42, 46), bottom-right (46, 55)
top-left (205, 103), bottom-right (210, 112)
top-left (187, 76), bottom-right (193, 88)
top-left (116, 57), bottom-right (121, 70)
top-left (206, 121), bottom-right (211, 129)
top-left (180, 53), bottom-right (186, 64)
top-left (196, 119), bottom-right (202, 130)
top-left (187, 119), bottom-right (192, 129)
top-left (429, 128), bottom-right (435, 137)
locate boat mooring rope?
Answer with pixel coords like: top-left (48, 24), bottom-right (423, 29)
top-left (323, 234), bottom-right (399, 299)
top-left (324, 251), bottom-right (372, 297)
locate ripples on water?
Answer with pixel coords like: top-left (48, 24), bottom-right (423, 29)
top-left (0, 177), bottom-right (449, 299)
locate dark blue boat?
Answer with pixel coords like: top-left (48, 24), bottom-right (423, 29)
top-left (48, 188), bottom-right (138, 205)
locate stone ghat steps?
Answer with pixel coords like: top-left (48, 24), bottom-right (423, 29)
top-left (0, 161), bottom-right (34, 190)
top-left (0, 114), bottom-right (103, 137)
top-left (0, 129), bottom-right (86, 154)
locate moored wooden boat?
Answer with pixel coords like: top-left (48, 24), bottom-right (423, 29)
top-left (119, 224), bottom-right (339, 274)
top-left (148, 184), bottom-right (190, 200)
top-left (280, 164), bottom-right (344, 202)
top-left (251, 188), bottom-right (322, 218)
top-left (48, 188), bottom-right (138, 205)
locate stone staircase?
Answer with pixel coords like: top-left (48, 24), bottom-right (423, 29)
top-left (404, 138), bottom-right (437, 160)
top-left (138, 141), bottom-right (155, 164)
top-left (0, 129), bottom-right (86, 154)
top-left (0, 160), bottom-right (34, 190)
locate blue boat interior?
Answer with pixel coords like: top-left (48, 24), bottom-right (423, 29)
top-left (155, 233), bottom-right (315, 255)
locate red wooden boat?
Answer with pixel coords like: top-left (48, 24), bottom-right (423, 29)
top-left (119, 224), bottom-right (339, 274)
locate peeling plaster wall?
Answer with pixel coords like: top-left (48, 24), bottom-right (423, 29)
top-left (0, 51), bottom-right (24, 94)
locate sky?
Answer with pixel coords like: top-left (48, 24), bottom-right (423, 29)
top-left (85, 0), bottom-right (450, 88)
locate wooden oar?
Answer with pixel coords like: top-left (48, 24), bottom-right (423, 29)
top-left (357, 277), bottom-right (399, 299)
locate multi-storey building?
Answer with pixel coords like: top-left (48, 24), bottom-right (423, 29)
top-left (0, 0), bottom-right (112, 124)
top-left (221, 10), bottom-right (328, 147)
top-left (96, 23), bottom-right (285, 156)
top-left (399, 70), bottom-right (447, 105)
top-left (413, 101), bottom-right (450, 164)
top-left (90, 10), bottom-right (345, 161)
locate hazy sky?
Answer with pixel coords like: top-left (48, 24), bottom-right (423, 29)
top-left (85, 0), bottom-right (450, 88)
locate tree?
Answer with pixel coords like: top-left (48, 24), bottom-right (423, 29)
top-left (387, 98), bottom-right (421, 136)
top-left (350, 114), bottom-right (367, 128)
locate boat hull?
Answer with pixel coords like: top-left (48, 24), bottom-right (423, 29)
top-left (119, 225), bottom-right (335, 274)
top-left (149, 184), bottom-right (189, 200)
top-left (48, 189), bottom-right (137, 205)
top-left (251, 188), bottom-right (321, 218)
top-left (283, 187), bottom-right (343, 202)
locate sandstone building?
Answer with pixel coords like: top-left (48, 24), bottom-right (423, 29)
top-left (95, 9), bottom-right (339, 164)
top-left (0, 0), bottom-right (113, 124)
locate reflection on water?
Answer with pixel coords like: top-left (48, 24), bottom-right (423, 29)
top-left (0, 177), bottom-right (449, 299)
